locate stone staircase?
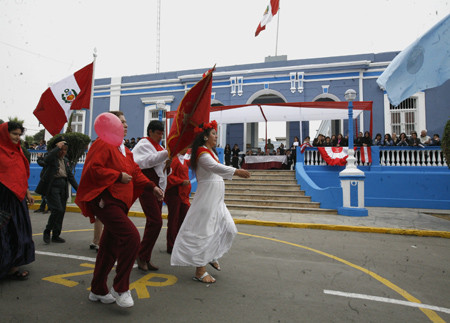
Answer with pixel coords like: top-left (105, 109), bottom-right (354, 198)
top-left (193, 170), bottom-right (337, 216)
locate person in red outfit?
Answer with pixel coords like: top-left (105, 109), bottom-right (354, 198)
top-left (165, 147), bottom-right (191, 254)
top-left (132, 120), bottom-right (169, 271)
top-left (75, 111), bottom-right (163, 308)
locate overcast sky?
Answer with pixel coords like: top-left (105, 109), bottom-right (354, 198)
top-left (1, 0), bottom-right (448, 137)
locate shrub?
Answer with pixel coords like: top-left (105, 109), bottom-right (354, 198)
top-left (47, 132), bottom-right (91, 172)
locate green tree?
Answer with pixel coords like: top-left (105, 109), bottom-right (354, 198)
top-left (442, 119), bottom-right (450, 168)
top-left (33, 129), bottom-right (45, 142)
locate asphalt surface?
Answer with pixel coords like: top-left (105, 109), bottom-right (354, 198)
top-left (1, 209), bottom-right (449, 323)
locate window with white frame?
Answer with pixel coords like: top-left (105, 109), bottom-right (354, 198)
top-left (67, 110), bottom-right (85, 133)
top-left (384, 92), bottom-right (425, 136)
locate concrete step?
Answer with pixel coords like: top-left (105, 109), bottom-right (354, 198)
top-left (225, 192), bottom-right (310, 201)
top-left (224, 187), bottom-right (305, 195)
top-left (246, 170), bottom-right (295, 176)
top-left (226, 203), bottom-right (337, 215)
top-left (227, 178), bottom-right (298, 185)
top-left (224, 198), bottom-right (320, 208)
top-left (224, 183), bottom-right (302, 191)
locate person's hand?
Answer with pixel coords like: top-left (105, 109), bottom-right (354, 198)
top-left (56, 141), bottom-right (66, 149)
top-left (120, 172), bottom-right (132, 184)
top-left (235, 169), bottom-right (250, 178)
top-left (26, 190), bottom-right (35, 206)
top-left (182, 180), bottom-right (190, 186)
top-left (153, 186), bottom-right (164, 201)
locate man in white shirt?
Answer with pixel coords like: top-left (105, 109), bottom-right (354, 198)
top-left (132, 120), bottom-right (168, 271)
top-left (420, 130), bottom-right (431, 146)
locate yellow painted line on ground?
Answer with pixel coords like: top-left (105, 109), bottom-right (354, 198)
top-left (29, 204), bottom-right (450, 238)
top-left (238, 232), bottom-right (445, 323)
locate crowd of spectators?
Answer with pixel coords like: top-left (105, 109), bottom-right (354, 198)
top-left (311, 130), bottom-right (441, 147)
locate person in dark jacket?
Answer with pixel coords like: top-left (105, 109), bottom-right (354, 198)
top-left (35, 137), bottom-right (78, 244)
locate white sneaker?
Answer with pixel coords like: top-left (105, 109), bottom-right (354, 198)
top-left (88, 291), bottom-right (116, 304)
top-left (110, 287), bottom-right (134, 308)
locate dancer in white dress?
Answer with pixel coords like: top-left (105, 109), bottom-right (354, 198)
top-left (171, 121), bottom-right (250, 283)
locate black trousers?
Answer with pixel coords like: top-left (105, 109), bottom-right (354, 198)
top-left (45, 178), bottom-right (68, 237)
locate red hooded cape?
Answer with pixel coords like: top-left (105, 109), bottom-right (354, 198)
top-left (75, 139), bottom-right (155, 223)
top-left (0, 123), bottom-right (30, 200)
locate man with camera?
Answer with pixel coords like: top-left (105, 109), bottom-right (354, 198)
top-left (35, 137), bottom-right (78, 244)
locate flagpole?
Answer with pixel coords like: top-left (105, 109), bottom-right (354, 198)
top-left (88, 48), bottom-right (97, 139)
top-left (275, 5), bottom-right (280, 56)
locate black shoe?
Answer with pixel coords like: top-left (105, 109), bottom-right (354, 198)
top-left (34, 209), bottom-right (43, 213)
top-left (52, 236), bottom-right (65, 243)
top-left (43, 230), bottom-right (50, 244)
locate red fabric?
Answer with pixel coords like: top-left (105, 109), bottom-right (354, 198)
top-left (360, 146), bottom-right (372, 164)
top-left (146, 137), bottom-right (164, 151)
top-left (166, 68), bottom-right (214, 158)
top-left (88, 190), bottom-right (140, 294)
top-left (255, 0), bottom-right (280, 36)
top-left (196, 146), bottom-right (219, 163)
top-left (33, 63), bottom-right (93, 136)
top-left (166, 156), bottom-right (191, 205)
top-left (300, 142), bottom-right (312, 153)
top-left (0, 123), bottom-right (30, 200)
top-left (75, 138), bottom-right (155, 223)
top-left (242, 161), bottom-right (284, 170)
top-left (318, 147), bottom-right (349, 166)
top-left (138, 189), bottom-right (162, 262)
top-left (165, 192), bottom-right (189, 252)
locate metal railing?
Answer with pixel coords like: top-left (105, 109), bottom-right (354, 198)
top-left (302, 147), bottom-right (447, 167)
top-left (29, 150), bottom-right (87, 164)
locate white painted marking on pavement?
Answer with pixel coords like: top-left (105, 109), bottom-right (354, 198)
top-left (324, 290), bottom-right (450, 314)
top-left (35, 251), bottom-right (138, 267)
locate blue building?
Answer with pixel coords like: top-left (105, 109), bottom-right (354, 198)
top-left (69, 51), bottom-right (449, 150)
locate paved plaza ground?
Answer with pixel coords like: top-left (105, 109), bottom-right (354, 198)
top-left (1, 210), bottom-right (449, 323)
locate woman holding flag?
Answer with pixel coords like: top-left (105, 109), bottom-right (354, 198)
top-left (170, 121), bottom-right (250, 284)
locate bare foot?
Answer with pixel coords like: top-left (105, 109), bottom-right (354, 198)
top-left (137, 258), bottom-right (148, 271)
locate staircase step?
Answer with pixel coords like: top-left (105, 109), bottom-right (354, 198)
top-left (227, 178), bottom-right (298, 185)
top-left (225, 193), bottom-right (310, 201)
top-left (224, 198), bottom-right (319, 208)
top-left (225, 183), bottom-right (301, 191)
top-left (224, 188), bottom-right (305, 195)
top-left (226, 203), bottom-right (337, 215)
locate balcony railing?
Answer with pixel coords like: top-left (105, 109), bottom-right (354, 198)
top-left (29, 150), bottom-right (87, 164)
top-left (302, 146), bottom-right (447, 167)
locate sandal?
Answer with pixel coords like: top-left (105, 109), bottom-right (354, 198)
top-left (193, 272), bottom-right (215, 283)
top-left (209, 261), bottom-right (221, 271)
top-left (8, 269), bottom-right (29, 281)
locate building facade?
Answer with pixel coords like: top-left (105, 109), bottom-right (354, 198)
top-left (74, 51), bottom-right (450, 150)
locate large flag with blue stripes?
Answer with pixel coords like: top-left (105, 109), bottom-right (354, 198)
top-left (377, 14), bottom-right (450, 106)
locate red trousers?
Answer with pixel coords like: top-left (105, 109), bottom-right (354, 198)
top-left (88, 190), bottom-right (140, 295)
top-left (138, 190), bottom-right (162, 262)
top-left (165, 187), bottom-right (190, 252)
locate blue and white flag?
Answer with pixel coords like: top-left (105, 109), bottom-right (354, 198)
top-left (377, 14), bottom-right (450, 106)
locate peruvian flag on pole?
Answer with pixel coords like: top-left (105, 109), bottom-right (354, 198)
top-left (34, 63), bottom-right (93, 136)
top-left (255, 0), bottom-right (280, 37)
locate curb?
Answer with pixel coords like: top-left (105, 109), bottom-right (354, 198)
top-left (29, 204), bottom-right (450, 239)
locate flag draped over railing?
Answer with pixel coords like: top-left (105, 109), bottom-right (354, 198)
top-left (34, 63), bottom-right (93, 136)
top-left (166, 67), bottom-right (215, 158)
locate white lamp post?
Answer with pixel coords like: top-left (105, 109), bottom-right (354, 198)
top-left (337, 89), bottom-right (368, 216)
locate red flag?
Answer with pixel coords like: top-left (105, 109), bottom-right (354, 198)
top-left (34, 63), bottom-right (93, 136)
top-left (255, 0), bottom-right (280, 37)
top-left (360, 146), bottom-right (372, 164)
top-left (166, 67), bottom-right (214, 158)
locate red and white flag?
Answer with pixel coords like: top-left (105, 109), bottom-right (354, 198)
top-left (255, 0), bottom-right (280, 37)
top-left (318, 147), bottom-right (349, 166)
top-left (34, 63), bottom-right (93, 136)
top-left (360, 146), bottom-right (372, 164)
top-left (300, 142), bottom-right (312, 153)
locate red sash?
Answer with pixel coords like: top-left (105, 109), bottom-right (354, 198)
top-left (196, 147), bottom-right (219, 163)
top-left (146, 137), bottom-right (164, 152)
